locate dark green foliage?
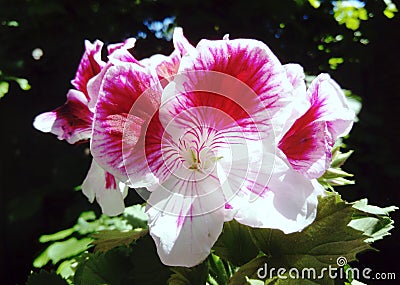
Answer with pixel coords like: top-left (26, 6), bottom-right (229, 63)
top-left (26, 270), bottom-right (69, 285)
top-left (1, 1), bottom-right (399, 284)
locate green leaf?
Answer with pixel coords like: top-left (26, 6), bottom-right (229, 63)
top-left (169, 261), bottom-right (208, 285)
top-left (330, 149), bottom-right (354, 169)
top-left (0, 81), bottom-right (9, 98)
top-left (213, 219), bottom-right (259, 266)
top-left (352, 199), bottom-right (397, 216)
top-left (383, 1), bottom-right (398, 18)
top-left (249, 194), bottom-right (373, 284)
top-left (26, 270), bottom-right (69, 285)
top-left (15, 78), bottom-right (31, 90)
top-left (131, 236), bottom-right (171, 285)
top-left (34, 237), bottom-right (92, 268)
top-left (228, 256), bottom-right (268, 285)
top-left (308, 0), bottom-right (321, 9)
top-left (92, 228), bottom-right (148, 253)
top-left (74, 247), bottom-right (135, 285)
top-left (349, 199), bottom-right (397, 242)
top-left (245, 277), bottom-right (265, 285)
top-left (39, 228), bottom-right (75, 243)
top-left (322, 167), bottom-right (353, 179)
top-left (208, 254), bottom-right (232, 285)
top-left (384, 9), bottom-right (395, 18)
top-left (56, 259), bottom-right (77, 281)
top-left (123, 204), bottom-right (148, 229)
top-left (74, 236), bottom-right (170, 285)
top-left (318, 146), bottom-right (355, 189)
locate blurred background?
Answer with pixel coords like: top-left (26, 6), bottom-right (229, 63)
top-left (1, 0), bottom-right (399, 284)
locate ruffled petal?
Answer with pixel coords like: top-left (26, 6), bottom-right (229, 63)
top-left (86, 63), bottom-right (113, 110)
top-left (71, 40), bottom-right (105, 99)
top-left (107, 37), bottom-right (136, 54)
top-left (278, 74), bottom-right (354, 178)
top-left (140, 52), bottom-right (180, 85)
top-left (162, 38), bottom-right (292, 140)
top-left (146, 173), bottom-right (225, 267)
top-left (230, 156), bottom-right (319, 233)
top-left (307, 74), bottom-right (355, 140)
top-left (172, 27), bottom-right (196, 56)
top-left (283, 63), bottom-right (306, 97)
top-left (82, 160), bottom-right (128, 216)
top-left (33, 90), bottom-right (93, 144)
top-left (91, 61), bottom-right (162, 185)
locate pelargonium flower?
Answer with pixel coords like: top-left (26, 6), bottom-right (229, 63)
top-left (34, 27), bottom-right (355, 267)
top-left (90, 29), bottom-right (329, 266)
top-left (278, 65), bottom-right (355, 179)
top-left (33, 30), bottom-right (194, 216)
top-left (32, 37), bottom-right (137, 215)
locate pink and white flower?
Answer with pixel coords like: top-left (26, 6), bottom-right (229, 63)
top-left (33, 31), bottom-right (194, 216)
top-left (89, 30), bottom-right (329, 266)
top-left (34, 28), bottom-right (355, 267)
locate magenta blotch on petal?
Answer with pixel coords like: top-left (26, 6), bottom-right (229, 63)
top-left (279, 73), bottom-right (354, 178)
top-left (33, 90), bottom-right (93, 144)
top-left (91, 61), bottom-right (163, 185)
top-left (71, 40), bottom-right (105, 99)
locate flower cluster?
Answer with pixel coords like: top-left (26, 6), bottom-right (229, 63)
top-left (34, 28), bottom-right (354, 267)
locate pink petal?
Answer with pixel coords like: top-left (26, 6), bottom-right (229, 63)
top-left (283, 63), bottom-right (306, 96)
top-left (278, 106), bottom-right (332, 179)
top-left (146, 173), bottom-right (225, 266)
top-left (91, 62), bottom-right (162, 185)
top-left (71, 40), bottom-right (105, 99)
top-left (307, 74), bottom-right (355, 140)
top-left (107, 37), bottom-right (136, 54)
top-left (140, 52), bottom-right (180, 85)
top-left (278, 74), bottom-right (354, 178)
top-left (86, 63), bottom-right (112, 110)
top-left (172, 27), bottom-right (195, 56)
top-left (163, 38), bottom-right (292, 139)
top-left (33, 90), bottom-right (93, 144)
top-left (82, 160), bottom-right (128, 216)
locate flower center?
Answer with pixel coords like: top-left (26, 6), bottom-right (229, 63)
top-left (178, 126), bottom-right (220, 174)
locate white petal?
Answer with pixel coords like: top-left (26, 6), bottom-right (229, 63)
top-left (230, 156), bottom-right (319, 233)
top-left (82, 160), bottom-right (126, 216)
top-left (146, 173), bottom-right (225, 267)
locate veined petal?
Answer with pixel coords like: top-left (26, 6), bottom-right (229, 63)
top-left (86, 63), bottom-right (113, 110)
top-left (71, 40), bottom-right (105, 99)
top-left (216, 134), bottom-right (277, 207)
top-left (162, 38), bottom-right (292, 139)
top-left (231, 156), bottom-right (319, 234)
top-left (146, 173), bottom-right (225, 267)
top-left (278, 74), bottom-right (354, 178)
top-left (107, 37), bottom-right (136, 54)
top-left (91, 62), bottom-right (162, 185)
top-left (82, 160), bottom-right (128, 216)
top-left (278, 108), bottom-right (332, 179)
top-left (140, 52), bottom-right (180, 85)
top-left (283, 63), bottom-right (306, 97)
top-left (33, 89), bottom-right (92, 144)
top-left (307, 74), bottom-right (355, 140)
top-left (172, 27), bottom-right (196, 56)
